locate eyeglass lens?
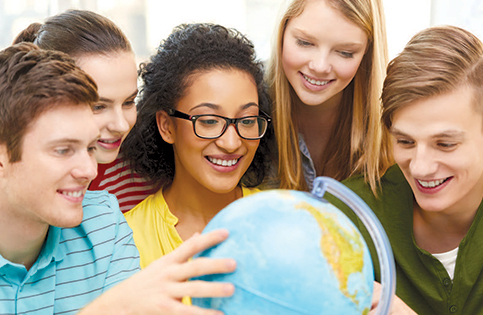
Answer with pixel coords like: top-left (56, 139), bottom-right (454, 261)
top-left (195, 116), bottom-right (267, 139)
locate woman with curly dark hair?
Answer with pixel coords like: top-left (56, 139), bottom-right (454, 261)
top-left (123, 23), bottom-right (274, 270)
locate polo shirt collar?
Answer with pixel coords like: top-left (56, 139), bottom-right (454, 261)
top-left (39, 225), bottom-right (67, 266)
top-left (28, 225), bottom-right (66, 275)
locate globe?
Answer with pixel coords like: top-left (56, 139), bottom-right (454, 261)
top-left (192, 189), bottom-right (374, 314)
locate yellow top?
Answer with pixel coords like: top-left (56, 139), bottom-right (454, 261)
top-left (125, 186), bottom-right (260, 269)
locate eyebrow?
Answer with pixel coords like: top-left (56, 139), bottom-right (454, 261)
top-left (48, 134), bottom-right (101, 146)
top-left (292, 28), bottom-right (365, 48)
top-left (390, 128), bottom-right (465, 139)
top-left (98, 90), bottom-right (138, 104)
top-left (189, 102), bottom-right (259, 112)
top-left (335, 43), bottom-right (365, 49)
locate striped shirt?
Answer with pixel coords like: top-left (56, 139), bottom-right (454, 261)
top-left (89, 158), bottom-right (155, 213)
top-left (0, 191), bottom-right (140, 315)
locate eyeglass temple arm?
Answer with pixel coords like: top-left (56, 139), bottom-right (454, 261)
top-left (167, 109), bottom-right (193, 120)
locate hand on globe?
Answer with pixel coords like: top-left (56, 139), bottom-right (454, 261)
top-left (79, 229), bottom-right (236, 315)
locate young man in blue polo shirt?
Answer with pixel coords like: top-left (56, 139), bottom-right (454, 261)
top-left (0, 43), bottom-right (235, 315)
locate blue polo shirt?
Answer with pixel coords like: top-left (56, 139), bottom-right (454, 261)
top-left (0, 190), bottom-right (140, 315)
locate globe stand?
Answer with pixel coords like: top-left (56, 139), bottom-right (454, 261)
top-left (311, 176), bottom-right (396, 315)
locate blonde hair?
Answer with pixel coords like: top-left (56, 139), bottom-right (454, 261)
top-left (382, 25), bottom-right (483, 129)
top-left (267, 0), bottom-right (392, 192)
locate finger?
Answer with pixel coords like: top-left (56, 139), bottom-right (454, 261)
top-left (163, 229), bottom-right (230, 264)
top-left (171, 257), bottom-right (236, 281)
top-left (168, 280), bottom-right (235, 299)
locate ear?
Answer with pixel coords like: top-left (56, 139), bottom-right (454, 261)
top-left (0, 144), bottom-right (8, 177)
top-left (156, 110), bottom-right (175, 144)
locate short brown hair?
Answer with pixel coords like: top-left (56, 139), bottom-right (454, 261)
top-left (382, 25), bottom-right (483, 129)
top-left (0, 42), bottom-right (98, 162)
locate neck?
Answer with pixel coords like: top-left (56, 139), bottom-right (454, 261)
top-left (295, 91), bottom-right (342, 119)
top-left (413, 200), bottom-right (478, 253)
top-left (0, 203), bottom-right (49, 270)
top-left (295, 92), bottom-right (342, 176)
top-left (163, 176), bottom-right (242, 241)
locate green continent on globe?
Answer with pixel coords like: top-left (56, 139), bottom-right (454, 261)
top-left (296, 201), bottom-right (368, 311)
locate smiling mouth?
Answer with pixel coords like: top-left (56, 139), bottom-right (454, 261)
top-left (303, 74), bottom-right (331, 86)
top-left (207, 157), bottom-right (240, 167)
top-left (417, 177), bottom-right (451, 188)
top-left (98, 138), bottom-right (121, 144)
top-left (60, 190), bottom-right (84, 198)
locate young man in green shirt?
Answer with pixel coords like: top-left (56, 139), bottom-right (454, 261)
top-left (331, 25), bottom-right (483, 315)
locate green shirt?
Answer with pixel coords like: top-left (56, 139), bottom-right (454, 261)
top-left (326, 164), bottom-right (483, 315)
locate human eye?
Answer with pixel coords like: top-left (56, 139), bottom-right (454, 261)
top-left (88, 145), bottom-right (97, 155)
top-left (239, 117), bottom-right (257, 127)
top-left (92, 103), bottom-right (107, 113)
top-left (197, 116), bottom-right (221, 127)
top-left (437, 142), bottom-right (457, 150)
top-left (54, 147), bottom-right (73, 156)
top-left (296, 38), bottom-right (313, 47)
top-left (395, 138), bottom-right (414, 147)
top-left (338, 51), bottom-right (354, 58)
top-left (123, 98), bottom-right (136, 108)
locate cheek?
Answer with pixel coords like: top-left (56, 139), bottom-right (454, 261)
top-left (334, 58), bottom-right (363, 81)
top-left (282, 43), bottom-right (303, 73)
top-left (246, 140), bottom-right (260, 158)
top-left (125, 107), bottom-right (137, 130)
top-left (176, 125), bottom-right (204, 153)
top-left (92, 114), bottom-right (109, 131)
top-left (392, 147), bottom-right (411, 167)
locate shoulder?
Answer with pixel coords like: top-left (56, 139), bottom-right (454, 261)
top-left (327, 164), bottom-right (409, 219)
top-left (342, 164), bottom-right (407, 199)
top-left (83, 190), bottom-right (119, 211)
top-left (59, 190), bottom-right (134, 264)
top-left (80, 190), bottom-right (126, 233)
top-left (124, 190), bottom-right (165, 224)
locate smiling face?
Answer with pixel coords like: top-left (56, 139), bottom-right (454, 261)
top-left (76, 52), bottom-right (138, 164)
top-left (0, 105), bottom-right (99, 229)
top-left (281, 0), bottom-right (367, 107)
top-left (391, 85), bottom-right (483, 215)
top-left (157, 68), bottom-right (260, 194)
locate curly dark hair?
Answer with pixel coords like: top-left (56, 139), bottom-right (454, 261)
top-left (122, 23), bottom-right (273, 189)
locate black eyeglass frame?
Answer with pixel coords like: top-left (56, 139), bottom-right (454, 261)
top-left (166, 108), bottom-right (271, 140)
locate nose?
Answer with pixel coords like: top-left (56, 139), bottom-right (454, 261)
top-left (215, 124), bottom-right (242, 153)
top-left (409, 146), bottom-right (438, 178)
top-left (107, 107), bottom-right (131, 134)
top-left (72, 152), bottom-right (98, 181)
top-left (308, 50), bottom-right (332, 74)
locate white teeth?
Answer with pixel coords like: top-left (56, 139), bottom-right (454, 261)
top-left (418, 178), bottom-right (446, 188)
top-left (62, 191), bottom-right (83, 198)
top-left (303, 75), bottom-right (330, 86)
top-left (100, 139), bottom-right (119, 144)
top-left (208, 157), bottom-right (239, 167)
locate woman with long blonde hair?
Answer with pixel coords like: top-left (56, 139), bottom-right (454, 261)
top-left (267, 0), bottom-right (393, 192)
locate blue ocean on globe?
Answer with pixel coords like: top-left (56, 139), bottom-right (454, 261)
top-left (192, 189), bottom-right (374, 314)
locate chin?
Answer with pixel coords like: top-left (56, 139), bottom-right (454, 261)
top-left (415, 199), bottom-right (447, 213)
top-left (56, 209), bottom-right (84, 228)
top-left (209, 182), bottom-right (239, 195)
top-left (95, 152), bottom-right (119, 164)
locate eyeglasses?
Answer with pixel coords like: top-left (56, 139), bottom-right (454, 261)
top-left (166, 108), bottom-right (271, 140)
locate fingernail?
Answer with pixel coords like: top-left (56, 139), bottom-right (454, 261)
top-left (217, 229), bottom-right (229, 238)
top-left (226, 259), bottom-right (236, 269)
top-left (224, 283), bottom-right (235, 295)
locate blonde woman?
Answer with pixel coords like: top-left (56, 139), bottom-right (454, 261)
top-left (267, 0), bottom-right (393, 192)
